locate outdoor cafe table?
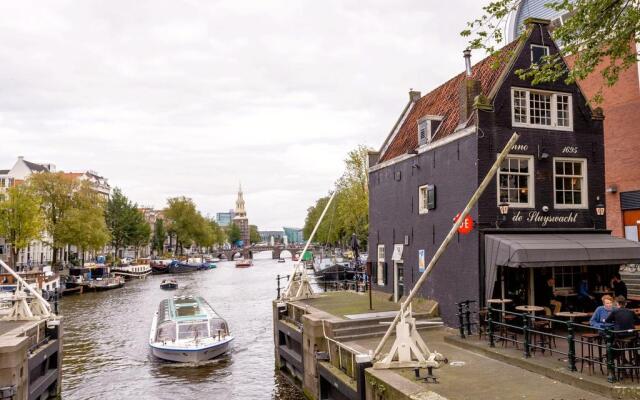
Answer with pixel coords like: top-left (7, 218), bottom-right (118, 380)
top-left (515, 305), bottom-right (544, 314)
top-left (555, 311), bottom-right (590, 322)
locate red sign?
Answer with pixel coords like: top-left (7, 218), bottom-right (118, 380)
top-left (453, 213), bottom-right (474, 234)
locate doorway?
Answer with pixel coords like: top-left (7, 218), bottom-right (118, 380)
top-left (394, 261), bottom-right (404, 302)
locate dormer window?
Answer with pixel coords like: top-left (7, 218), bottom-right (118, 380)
top-left (531, 44), bottom-right (549, 64)
top-left (417, 116), bottom-right (443, 146)
top-left (511, 87), bottom-right (573, 131)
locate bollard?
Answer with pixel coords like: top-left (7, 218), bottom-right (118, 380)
top-left (488, 306), bottom-right (495, 347)
top-left (605, 328), bottom-right (616, 382)
top-left (276, 274), bottom-right (281, 299)
top-left (567, 321), bottom-right (577, 372)
top-left (457, 302), bottom-right (465, 338)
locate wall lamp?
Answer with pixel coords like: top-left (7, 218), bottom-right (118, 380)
top-left (595, 202), bottom-right (605, 216)
top-left (496, 202), bottom-right (509, 227)
top-left (537, 145), bottom-right (549, 160)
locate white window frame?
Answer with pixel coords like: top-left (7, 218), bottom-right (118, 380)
top-left (553, 157), bottom-right (588, 209)
top-left (496, 154), bottom-right (535, 208)
top-left (377, 244), bottom-right (385, 286)
top-left (418, 185), bottom-right (429, 214)
top-left (511, 87), bottom-right (573, 132)
top-left (530, 44), bottom-right (549, 64)
top-left (418, 119), bottom-right (431, 145)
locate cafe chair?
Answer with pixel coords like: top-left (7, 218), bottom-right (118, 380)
top-left (614, 333), bottom-right (640, 382)
top-left (531, 307), bottom-right (556, 355)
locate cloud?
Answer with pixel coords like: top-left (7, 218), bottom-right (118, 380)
top-left (0, 0), bottom-right (486, 229)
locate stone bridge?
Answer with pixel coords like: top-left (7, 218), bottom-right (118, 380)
top-left (214, 244), bottom-right (316, 261)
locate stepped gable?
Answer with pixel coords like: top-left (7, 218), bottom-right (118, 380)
top-left (380, 40), bottom-right (519, 163)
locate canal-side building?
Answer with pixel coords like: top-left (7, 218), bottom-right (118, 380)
top-left (368, 19), bottom-right (640, 324)
top-left (507, 0), bottom-right (640, 242)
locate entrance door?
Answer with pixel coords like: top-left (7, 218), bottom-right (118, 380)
top-left (394, 261), bottom-right (404, 302)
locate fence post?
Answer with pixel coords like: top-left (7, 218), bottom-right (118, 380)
top-left (488, 305), bottom-right (495, 347)
top-left (276, 274), bottom-right (281, 299)
top-left (457, 302), bottom-right (465, 339)
top-left (567, 321), bottom-right (577, 372)
top-left (465, 302), bottom-right (472, 337)
top-left (605, 328), bottom-right (616, 383)
top-left (523, 314), bottom-right (531, 358)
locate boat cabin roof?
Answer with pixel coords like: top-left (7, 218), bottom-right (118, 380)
top-left (157, 295), bottom-right (222, 325)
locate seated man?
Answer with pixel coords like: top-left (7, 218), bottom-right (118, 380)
top-left (611, 273), bottom-right (628, 300)
top-left (540, 276), bottom-right (562, 314)
top-left (605, 296), bottom-right (638, 335)
top-left (590, 295), bottom-right (615, 330)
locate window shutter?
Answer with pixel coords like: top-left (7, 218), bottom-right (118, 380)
top-left (427, 185), bottom-right (436, 210)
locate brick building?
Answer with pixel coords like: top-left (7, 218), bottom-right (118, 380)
top-left (368, 20), bottom-right (640, 324)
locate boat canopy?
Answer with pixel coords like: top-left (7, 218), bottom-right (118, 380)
top-left (155, 296), bottom-right (229, 342)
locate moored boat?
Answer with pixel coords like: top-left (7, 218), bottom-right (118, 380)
top-left (112, 263), bottom-right (152, 279)
top-left (149, 295), bottom-right (234, 362)
top-left (151, 259), bottom-right (173, 274)
top-left (168, 260), bottom-right (209, 274)
top-left (160, 279), bottom-right (178, 290)
top-left (235, 259), bottom-right (252, 268)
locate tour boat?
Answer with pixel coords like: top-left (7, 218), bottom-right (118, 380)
top-left (149, 295), bottom-right (234, 362)
top-left (160, 279), bottom-right (178, 290)
top-left (235, 259), bottom-right (252, 268)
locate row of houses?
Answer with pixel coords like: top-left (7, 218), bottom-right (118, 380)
top-left (0, 156), bottom-right (111, 267)
top-left (367, 16), bottom-right (640, 324)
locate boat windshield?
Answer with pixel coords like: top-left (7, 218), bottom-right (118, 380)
top-left (156, 321), bottom-right (176, 342)
top-left (178, 322), bottom-right (209, 340)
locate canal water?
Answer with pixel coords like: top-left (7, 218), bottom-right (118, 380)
top-left (59, 255), bottom-right (303, 400)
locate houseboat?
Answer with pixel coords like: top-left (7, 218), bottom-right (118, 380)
top-left (149, 295), bottom-right (233, 362)
top-left (67, 265), bottom-right (125, 292)
top-left (112, 262), bottom-right (152, 279)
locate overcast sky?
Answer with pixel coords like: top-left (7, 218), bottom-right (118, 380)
top-left (0, 0), bottom-right (488, 230)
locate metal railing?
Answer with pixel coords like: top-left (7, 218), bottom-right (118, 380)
top-left (456, 300), bottom-right (640, 383)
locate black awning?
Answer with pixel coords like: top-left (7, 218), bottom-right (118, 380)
top-left (484, 233), bottom-right (640, 301)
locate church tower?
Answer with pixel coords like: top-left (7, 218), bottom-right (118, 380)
top-left (232, 183), bottom-right (250, 246)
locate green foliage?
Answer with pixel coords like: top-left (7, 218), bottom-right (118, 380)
top-left (0, 184), bottom-right (44, 267)
top-left (208, 219), bottom-right (225, 245)
top-left (227, 222), bottom-right (241, 245)
top-left (249, 224), bottom-right (261, 244)
top-left (463, 0), bottom-right (640, 103)
top-left (105, 188), bottom-right (150, 253)
top-left (57, 182), bottom-right (110, 265)
top-left (29, 172), bottom-right (79, 265)
top-left (163, 196), bottom-right (216, 253)
top-left (304, 145), bottom-right (370, 248)
top-left (152, 218), bottom-right (166, 254)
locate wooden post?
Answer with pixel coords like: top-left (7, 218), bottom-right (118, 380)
top-left (373, 132), bottom-right (520, 359)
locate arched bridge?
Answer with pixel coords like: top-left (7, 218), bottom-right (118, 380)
top-left (214, 244), bottom-right (317, 261)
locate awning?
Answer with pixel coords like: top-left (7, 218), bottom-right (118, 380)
top-left (391, 244), bottom-right (404, 261)
top-left (484, 233), bottom-right (640, 301)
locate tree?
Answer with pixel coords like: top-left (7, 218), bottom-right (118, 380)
top-left (163, 196), bottom-right (208, 254)
top-left (152, 218), bottom-right (167, 255)
top-left (105, 188), bottom-right (149, 258)
top-left (227, 223), bottom-right (241, 245)
top-left (0, 185), bottom-right (44, 268)
top-left (462, 0), bottom-right (640, 103)
top-left (249, 224), bottom-right (261, 244)
top-left (208, 219), bottom-right (225, 246)
top-left (57, 182), bottom-right (110, 266)
top-left (29, 172), bottom-right (79, 267)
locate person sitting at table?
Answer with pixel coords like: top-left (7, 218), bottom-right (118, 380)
top-left (577, 274), bottom-right (596, 311)
top-left (605, 296), bottom-right (638, 336)
top-left (540, 276), bottom-right (562, 314)
top-left (590, 295), bottom-right (615, 329)
top-left (611, 273), bottom-right (628, 299)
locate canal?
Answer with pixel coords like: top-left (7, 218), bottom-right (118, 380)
top-left (59, 255), bottom-right (303, 399)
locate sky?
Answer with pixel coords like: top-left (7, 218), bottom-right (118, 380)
top-left (0, 0), bottom-right (489, 230)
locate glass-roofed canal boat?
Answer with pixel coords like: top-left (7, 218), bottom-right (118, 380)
top-left (149, 295), bottom-right (234, 362)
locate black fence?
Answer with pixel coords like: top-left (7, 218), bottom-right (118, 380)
top-left (456, 300), bottom-right (640, 383)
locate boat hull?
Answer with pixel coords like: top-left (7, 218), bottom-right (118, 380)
top-left (160, 283), bottom-right (178, 290)
top-left (150, 338), bottom-right (233, 363)
top-left (168, 262), bottom-right (208, 274)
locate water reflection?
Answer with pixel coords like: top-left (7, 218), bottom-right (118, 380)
top-left (60, 256), bottom-right (303, 400)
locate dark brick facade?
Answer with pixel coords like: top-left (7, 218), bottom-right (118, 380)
top-left (369, 22), bottom-right (605, 325)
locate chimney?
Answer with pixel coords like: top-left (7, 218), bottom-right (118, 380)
top-left (463, 49), bottom-right (472, 77)
top-left (409, 89), bottom-right (421, 102)
top-left (459, 49), bottom-right (481, 124)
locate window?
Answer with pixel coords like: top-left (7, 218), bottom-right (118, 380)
top-left (418, 184), bottom-right (436, 214)
top-left (553, 266), bottom-right (581, 290)
top-left (418, 119), bottom-right (431, 146)
top-left (377, 245), bottom-right (385, 285)
top-left (497, 155), bottom-right (534, 208)
top-left (530, 44), bottom-right (549, 64)
top-left (554, 158), bottom-right (588, 208)
top-left (511, 88), bottom-right (573, 131)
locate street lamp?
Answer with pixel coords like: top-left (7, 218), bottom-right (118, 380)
top-left (496, 202), bottom-right (509, 227)
top-left (595, 202), bottom-right (605, 216)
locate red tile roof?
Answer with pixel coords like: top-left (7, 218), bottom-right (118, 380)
top-left (379, 41), bottom-right (519, 163)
